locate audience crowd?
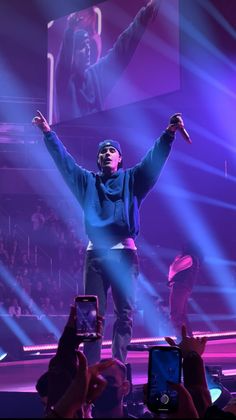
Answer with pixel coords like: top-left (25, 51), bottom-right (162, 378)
top-left (36, 309), bottom-right (236, 418)
top-left (0, 197), bottom-right (85, 316)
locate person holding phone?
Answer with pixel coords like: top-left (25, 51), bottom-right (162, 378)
top-left (36, 304), bottom-right (104, 412)
top-left (165, 325), bottom-right (211, 418)
top-left (147, 346), bottom-right (182, 413)
top-left (32, 110), bottom-right (189, 365)
top-left (146, 326), bottom-right (210, 418)
top-left (55, 0), bottom-right (161, 122)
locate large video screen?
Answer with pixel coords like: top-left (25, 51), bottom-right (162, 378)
top-left (47, 0), bottom-right (179, 124)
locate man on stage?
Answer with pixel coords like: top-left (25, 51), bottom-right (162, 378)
top-left (32, 110), bottom-right (187, 364)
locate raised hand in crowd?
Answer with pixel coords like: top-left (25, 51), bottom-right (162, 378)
top-left (165, 324), bottom-right (208, 357)
top-left (36, 303), bottom-right (104, 412)
top-left (45, 351), bottom-right (114, 418)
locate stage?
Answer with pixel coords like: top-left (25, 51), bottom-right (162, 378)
top-left (0, 335), bottom-right (236, 417)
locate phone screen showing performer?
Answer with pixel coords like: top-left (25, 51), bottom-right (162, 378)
top-left (147, 346), bottom-right (182, 412)
top-left (75, 295), bottom-right (98, 341)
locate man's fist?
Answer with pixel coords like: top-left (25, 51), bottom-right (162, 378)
top-left (168, 113), bottom-right (192, 143)
top-left (67, 12), bottom-right (83, 30)
top-left (147, 0), bottom-right (162, 21)
top-left (169, 112), bottom-right (184, 128)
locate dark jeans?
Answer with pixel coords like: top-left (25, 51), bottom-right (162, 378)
top-left (83, 249), bottom-right (139, 365)
top-left (169, 282), bottom-right (193, 340)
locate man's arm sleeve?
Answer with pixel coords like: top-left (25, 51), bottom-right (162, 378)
top-left (48, 327), bottom-right (78, 374)
top-left (133, 130), bottom-right (175, 199)
top-left (56, 27), bottom-right (74, 85)
top-left (96, 3), bottom-right (157, 95)
top-left (44, 131), bottom-right (88, 203)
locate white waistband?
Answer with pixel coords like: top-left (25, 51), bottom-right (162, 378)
top-left (86, 238), bottom-right (137, 251)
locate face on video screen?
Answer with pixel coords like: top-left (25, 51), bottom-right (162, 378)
top-left (47, 0), bottom-right (180, 124)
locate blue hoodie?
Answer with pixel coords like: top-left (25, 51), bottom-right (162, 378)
top-left (44, 130), bottom-right (174, 247)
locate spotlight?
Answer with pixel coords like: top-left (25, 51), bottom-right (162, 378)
top-left (205, 366), bottom-right (232, 409)
top-left (0, 352), bottom-right (8, 362)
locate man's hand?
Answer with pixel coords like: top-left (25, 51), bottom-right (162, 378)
top-left (170, 113), bottom-right (184, 127)
top-left (166, 113), bottom-right (192, 143)
top-left (146, 0), bottom-right (162, 22)
top-left (167, 382), bottom-right (199, 418)
top-left (165, 325), bottom-right (207, 358)
top-left (143, 381), bottom-right (198, 418)
top-left (147, 0), bottom-right (162, 20)
top-left (67, 303), bottom-right (104, 344)
top-left (86, 358), bottom-right (115, 404)
top-left (32, 110), bottom-right (51, 133)
top-left (49, 352), bottom-right (114, 417)
top-left (67, 12), bottom-right (83, 31)
top-left (167, 113), bottom-right (185, 133)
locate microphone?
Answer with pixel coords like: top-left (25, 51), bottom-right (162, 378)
top-left (179, 126), bottom-right (192, 144)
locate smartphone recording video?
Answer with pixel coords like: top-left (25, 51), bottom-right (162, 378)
top-left (147, 346), bottom-right (182, 412)
top-left (75, 295), bottom-right (98, 341)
